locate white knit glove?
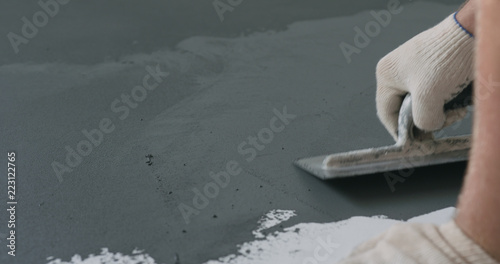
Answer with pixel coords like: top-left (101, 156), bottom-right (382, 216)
top-left (376, 13), bottom-right (474, 140)
top-left (337, 221), bottom-right (499, 264)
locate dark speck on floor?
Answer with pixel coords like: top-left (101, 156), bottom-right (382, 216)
top-left (174, 253), bottom-right (181, 264)
top-left (145, 154), bottom-right (153, 166)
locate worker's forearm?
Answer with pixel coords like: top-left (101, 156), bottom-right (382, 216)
top-left (456, 0), bottom-right (500, 261)
top-left (456, 0), bottom-right (477, 35)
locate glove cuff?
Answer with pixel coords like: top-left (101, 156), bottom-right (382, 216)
top-left (438, 221), bottom-right (499, 264)
top-left (433, 14), bottom-right (474, 57)
top-left (453, 12), bottom-right (474, 38)
top-left (415, 14), bottom-right (475, 87)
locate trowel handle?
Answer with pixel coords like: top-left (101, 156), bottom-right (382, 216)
top-left (443, 82), bottom-right (474, 111)
top-left (397, 82), bottom-right (473, 144)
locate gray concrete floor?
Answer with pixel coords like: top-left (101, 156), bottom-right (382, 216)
top-left (0, 0), bottom-right (470, 263)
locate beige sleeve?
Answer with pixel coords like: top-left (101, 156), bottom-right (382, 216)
top-left (337, 221), bottom-right (499, 264)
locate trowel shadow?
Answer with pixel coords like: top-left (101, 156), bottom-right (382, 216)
top-left (323, 162), bottom-right (467, 205)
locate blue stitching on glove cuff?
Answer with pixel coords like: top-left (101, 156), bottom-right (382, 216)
top-left (454, 12), bottom-right (474, 38)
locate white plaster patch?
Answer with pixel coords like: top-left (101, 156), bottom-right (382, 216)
top-left (46, 248), bottom-right (158, 264)
top-left (44, 208), bottom-right (455, 264)
top-left (252, 209), bottom-right (297, 238)
top-left (206, 207), bottom-right (455, 264)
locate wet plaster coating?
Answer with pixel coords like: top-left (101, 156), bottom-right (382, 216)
top-left (0, 0), bottom-right (470, 263)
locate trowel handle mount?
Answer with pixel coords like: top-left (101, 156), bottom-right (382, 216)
top-left (444, 83), bottom-right (474, 111)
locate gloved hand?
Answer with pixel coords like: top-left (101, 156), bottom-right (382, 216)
top-left (376, 13), bottom-right (474, 140)
top-left (338, 221), bottom-right (499, 264)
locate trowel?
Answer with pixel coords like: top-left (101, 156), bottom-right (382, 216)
top-left (294, 84), bottom-right (473, 179)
